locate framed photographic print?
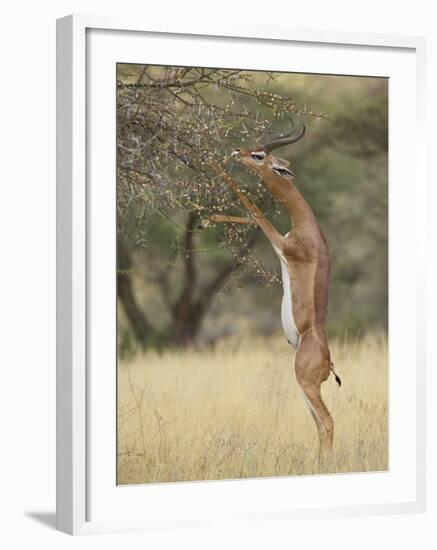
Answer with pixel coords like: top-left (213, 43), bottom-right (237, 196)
top-left (56, 15), bottom-right (427, 535)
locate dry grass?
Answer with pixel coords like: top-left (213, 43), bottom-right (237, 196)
top-left (117, 332), bottom-right (388, 484)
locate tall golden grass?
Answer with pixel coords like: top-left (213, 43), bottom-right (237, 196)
top-left (117, 332), bottom-right (388, 484)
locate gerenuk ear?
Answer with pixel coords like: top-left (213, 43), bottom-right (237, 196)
top-left (274, 157), bottom-right (290, 167)
top-left (271, 162), bottom-right (296, 178)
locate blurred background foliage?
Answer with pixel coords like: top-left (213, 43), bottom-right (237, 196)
top-left (117, 64), bottom-right (388, 354)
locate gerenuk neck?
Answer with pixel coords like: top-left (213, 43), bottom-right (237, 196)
top-left (260, 171), bottom-right (317, 229)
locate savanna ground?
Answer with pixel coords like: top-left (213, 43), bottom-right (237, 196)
top-left (117, 331), bottom-right (388, 485)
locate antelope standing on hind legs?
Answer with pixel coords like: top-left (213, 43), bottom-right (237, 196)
top-left (209, 121), bottom-right (341, 471)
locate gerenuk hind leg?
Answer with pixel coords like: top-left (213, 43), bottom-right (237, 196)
top-left (294, 334), bottom-right (334, 472)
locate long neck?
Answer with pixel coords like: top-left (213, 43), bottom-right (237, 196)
top-left (261, 172), bottom-right (317, 228)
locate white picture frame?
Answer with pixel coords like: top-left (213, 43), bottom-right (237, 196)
top-left (56, 14), bottom-right (427, 535)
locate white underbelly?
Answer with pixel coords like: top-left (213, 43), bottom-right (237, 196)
top-left (273, 244), bottom-right (300, 349)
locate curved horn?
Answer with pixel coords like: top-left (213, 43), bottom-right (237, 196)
top-left (262, 119), bottom-right (306, 153)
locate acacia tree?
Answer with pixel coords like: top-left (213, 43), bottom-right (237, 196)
top-left (117, 65), bottom-right (325, 348)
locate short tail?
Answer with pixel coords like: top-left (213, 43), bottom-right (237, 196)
top-left (330, 361), bottom-right (342, 387)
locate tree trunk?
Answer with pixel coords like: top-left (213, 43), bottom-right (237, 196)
top-left (117, 221), bottom-right (260, 349)
top-left (117, 237), bottom-right (157, 345)
top-left (171, 301), bottom-right (204, 347)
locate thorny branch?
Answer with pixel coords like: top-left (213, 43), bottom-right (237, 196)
top-left (117, 65), bottom-right (323, 345)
